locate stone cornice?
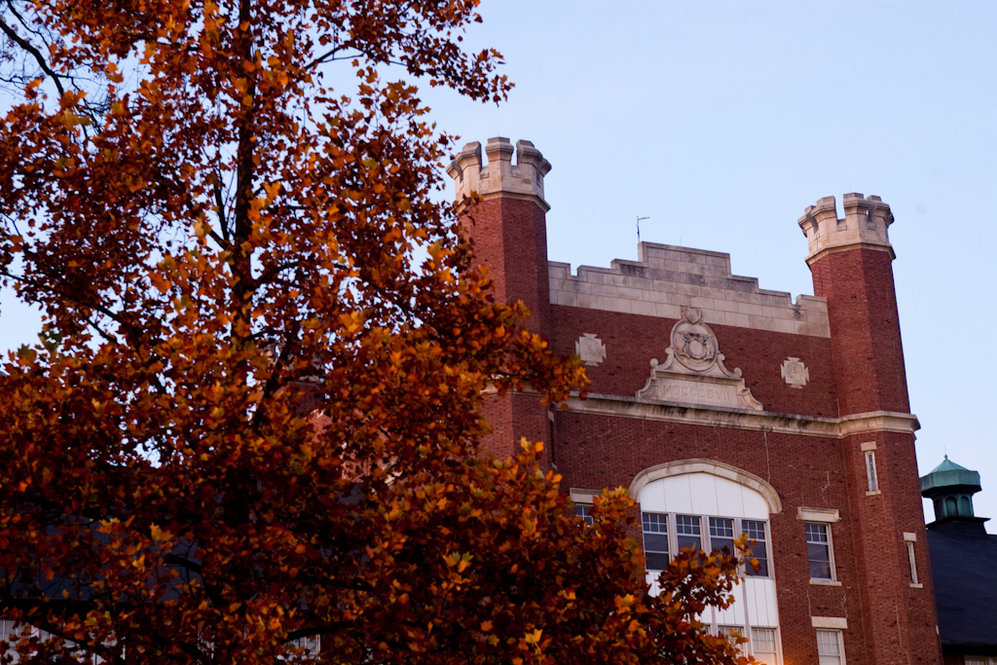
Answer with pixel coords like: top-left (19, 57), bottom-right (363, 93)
top-left (804, 241), bottom-right (896, 267)
top-left (563, 393), bottom-right (919, 439)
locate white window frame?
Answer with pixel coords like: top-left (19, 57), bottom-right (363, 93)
top-left (750, 626), bottom-right (780, 665)
top-left (799, 508), bottom-right (840, 585)
top-left (861, 441), bottom-right (880, 494)
top-left (903, 531), bottom-right (922, 588)
top-left (815, 628), bottom-right (845, 665)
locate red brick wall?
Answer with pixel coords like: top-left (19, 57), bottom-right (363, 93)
top-left (550, 305), bottom-right (838, 417)
top-left (461, 197), bottom-right (551, 334)
top-left (809, 247), bottom-right (911, 415)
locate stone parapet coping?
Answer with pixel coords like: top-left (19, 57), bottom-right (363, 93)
top-left (563, 393), bottom-right (919, 440)
top-left (549, 242), bottom-right (829, 337)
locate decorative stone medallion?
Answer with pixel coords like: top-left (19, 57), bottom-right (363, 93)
top-left (575, 333), bottom-right (607, 367)
top-left (781, 357), bottom-right (809, 389)
top-left (671, 307), bottom-right (718, 372)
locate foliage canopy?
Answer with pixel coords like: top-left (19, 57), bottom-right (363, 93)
top-left (0, 1), bottom-right (751, 663)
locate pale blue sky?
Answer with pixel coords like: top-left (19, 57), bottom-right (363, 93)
top-left (422, 0), bottom-right (997, 526)
top-left (3, 1), bottom-right (996, 525)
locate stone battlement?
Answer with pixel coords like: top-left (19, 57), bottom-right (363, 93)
top-left (447, 137), bottom-right (551, 211)
top-left (548, 242), bottom-right (829, 337)
top-left (798, 193), bottom-right (894, 264)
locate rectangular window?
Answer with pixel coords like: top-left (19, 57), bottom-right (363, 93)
top-left (676, 514), bottom-right (702, 552)
top-left (574, 504), bottom-right (594, 526)
top-left (743, 519), bottom-right (769, 576)
top-left (709, 517), bottom-right (735, 555)
top-left (641, 512), bottom-right (669, 570)
top-left (751, 627), bottom-right (779, 665)
top-left (816, 629), bottom-right (844, 665)
top-left (716, 625), bottom-right (747, 655)
top-left (905, 538), bottom-right (919, 585)
top-left (865, 451), bottom-right (879, 492)
top-left (806, 522), bottom-right (834, 580)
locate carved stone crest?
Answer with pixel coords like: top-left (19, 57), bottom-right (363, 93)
top-left (781, 357), bottom-right (809, 389)
top-left (671, 307), bottom-right (718, 372)
top-left (575, 333), bottom-right (607, 367)
top-left (636, 308), bottom-right (762, 411)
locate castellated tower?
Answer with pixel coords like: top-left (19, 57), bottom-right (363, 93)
top-left (449, 139), bottom-right (943, 665)
top-left (447, 138), bottom-right (554, 460)
top-left (799, 195), bottom-right (939, 665)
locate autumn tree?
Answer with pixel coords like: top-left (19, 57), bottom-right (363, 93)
top-left (0, 1), bottom-right (751, 663)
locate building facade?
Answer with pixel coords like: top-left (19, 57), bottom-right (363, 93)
top-left (448, 137), bottom-right (943, 665)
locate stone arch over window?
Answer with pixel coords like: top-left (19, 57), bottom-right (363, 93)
top-left (629, 458), bottom-right (783, 515)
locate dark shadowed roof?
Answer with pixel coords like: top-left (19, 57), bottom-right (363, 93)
top-left (927, 519), bottom-right (997, 653)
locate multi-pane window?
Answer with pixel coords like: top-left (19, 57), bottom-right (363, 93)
top-left (751, 627), bottom-right (779, 665)
top-left (641, 513), bottom-right (770, 577)
top-left (743, 519), bottom-right (769, 576)
top-left (805, 522), bottom-right (834, 580)
top-left (574, 504), bottom-right (594, 526)
top-left (676, 514), bottom-right (702, 552)
top-left (816, 629), bottom-right (844, 665)
top-left (709, 517), bottom-right (735, 555)
top-left (714, 625), bottom-right (780, 662)
top-left (716, 625), bottom-right (746, 655)
top-left (641, 512), bottom-right (669, 570)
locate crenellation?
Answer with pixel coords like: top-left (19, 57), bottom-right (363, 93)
top-left (798, 193), bottom-right (894, 264)
top-left (447, 137), bottom-right (551, 211)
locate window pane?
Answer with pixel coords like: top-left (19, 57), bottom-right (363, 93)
top-left (574, 504), bottom-right (594, 526)
top-left (642, 512), bottom-right (668, 570)
top-left (743, 519), bottom-right (769, 576)
top-left (709, 517), bottom-right (735, 555)
top-left (751, 627), bottom-right (777, 652)
top-left (676, 515), bottom-right (701, 552)
top-left (642, 512), bottom-right (667, 534)
top-left (865, 451), bottom-right (879, 492)
top-left (816, 629), bottom-right (842, 665)
top-left (806, 523), bottom-right (833, 580)
top-left (808, 542), bottom-right (832, 579)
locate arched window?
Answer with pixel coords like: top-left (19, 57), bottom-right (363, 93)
top-left (632, 459), bottom-right (783, 665)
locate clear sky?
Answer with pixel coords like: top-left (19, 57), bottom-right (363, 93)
top-left (420, 0), bottom-right (997, 527)
top-left (3, 1), bottom-right (996, 525)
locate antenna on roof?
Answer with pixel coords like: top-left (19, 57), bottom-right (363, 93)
top-left (636, 215), bottom-right (650, 243)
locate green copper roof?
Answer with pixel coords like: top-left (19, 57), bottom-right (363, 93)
top-left (921, 455), bottom-right (982, 494)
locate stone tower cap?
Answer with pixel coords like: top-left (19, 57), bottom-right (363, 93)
top-left (447, 137), bottom-right (552, 211)
top-left (797, 193), bottom-right (894, 264)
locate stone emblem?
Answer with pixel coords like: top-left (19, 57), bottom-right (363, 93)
top-left (575, 333), bottom-right (607, 367)
top-left (781, 357), bottom-right (809, 389)
top-left (671, 308), bottom-right (718, 372)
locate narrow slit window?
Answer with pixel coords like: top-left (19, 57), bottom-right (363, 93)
top-left (865, 451), bottom-right (879, 492)
top-left (905, 536), bottom-right (919, 585)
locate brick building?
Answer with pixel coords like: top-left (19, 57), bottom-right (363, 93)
top-left (448, 137), bottom-right (943, 665)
